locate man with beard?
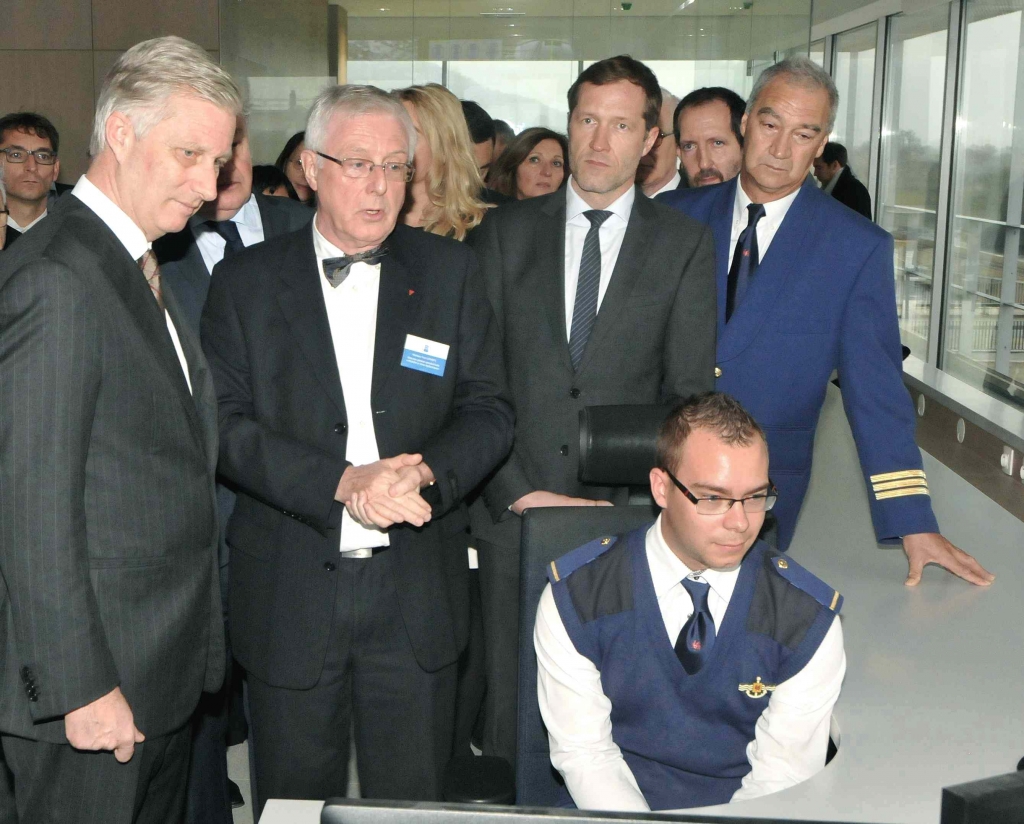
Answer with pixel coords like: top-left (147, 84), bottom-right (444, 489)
top-left (672, 87), bottom-right (745, 188)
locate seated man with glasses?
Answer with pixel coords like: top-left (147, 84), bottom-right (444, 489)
top-left (0, 112), bottom-right (62, 248)
top-left (535, 391), bottom-right (846, 812)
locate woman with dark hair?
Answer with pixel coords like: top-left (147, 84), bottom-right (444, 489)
top-left (251, 164), bottom-right (297, 199)
top-left (489, 127), bottom-right (568, 200)
top-left (274, 130), bottom-right (313, 203)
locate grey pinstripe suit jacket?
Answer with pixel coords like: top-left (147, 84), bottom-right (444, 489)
top-left (0, 194), bottom-right (224, 744)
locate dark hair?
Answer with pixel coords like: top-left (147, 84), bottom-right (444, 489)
top-left (251, 164), bottom-right (298, 199)
top-left (673, 87), bottom-right (746, 148)
top-left (274, 131), bottom-right (305, 171)
top-left (567, 55), bottom-right (661, 131)
top-left (489, 127), bottom-right (569, 199)
top-left (493, 119), bottom-right (515, 146)
top-left (820, 141), bottom-right (848, 167)
top-left (0, 112), bottom-right (60, 154)
top-left (461, 100), bottom-right (495, 145)
top-left (656, 392), bottom-right (766, 473)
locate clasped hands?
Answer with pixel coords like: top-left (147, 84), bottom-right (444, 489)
top-left (335, 453), bottom-right (435, 529)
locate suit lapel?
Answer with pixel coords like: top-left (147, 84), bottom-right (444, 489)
top-left (576, 188), bottom-right (654, 376)
top-left (533, 192), bottom-right (572, 373)
top-left (711, 177), bottom-right (738, 334)
top-left (162, 284), bottom-right (215, 459)
top-left (372, 235), bottom-right (420, 402)
top-left (718, 177), bottom-right (818, 362)
top-left (256, 194), bottom-right (284, 238)
top-left (275, 230), bottom-right (347, 416)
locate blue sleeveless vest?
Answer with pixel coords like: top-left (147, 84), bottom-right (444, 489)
top-left (548, 526), bottom-right (841, 811)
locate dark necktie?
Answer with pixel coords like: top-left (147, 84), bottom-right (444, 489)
top-left (675, 578), bottom-right (716, 675)
top-left (206, 220), bottom-right (245, 259)
top-left (322, 246), bottom-right (388, 288)
top-left (568, 210), bottom-right (612, 370)
top-left (137, 250), bottom-right (164, 311)
top-left (725, 202), bottom-right (766, 322)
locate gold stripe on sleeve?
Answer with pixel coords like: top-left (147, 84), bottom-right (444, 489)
top-left (869, 469), bottom-right (927, 484)
top-left (875, 486), bottom-right (930, 501)
top-left (873, 478), bottom-right (931, 492)
top-left (830, 590), bottom-right (841, 611)
top-left (549, 561), bottom-right (560, 583)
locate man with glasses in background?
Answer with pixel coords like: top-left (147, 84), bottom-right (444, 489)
top-left (535, 392), bottom-right (845, 812)
top-left (0, 113), bottom-right (62, 248)
top-left (201, 84), bottom-right (513, 814)
top-left (635, 88), bottom-right (683, 198)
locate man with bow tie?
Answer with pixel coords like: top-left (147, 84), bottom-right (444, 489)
top-left (535, 393), bottom-right (846, 811)
top-left (200, 84), bottom-right (514, 815)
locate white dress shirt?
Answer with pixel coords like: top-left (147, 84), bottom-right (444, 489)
top-left (563, 178), bottom-right (635, 338)
top-left (189, 194), bottom-right (265, 274)
top-left (535, 515), bottom-right (846, 812)
top-left (730, 180), bottom-right (801, 268)
top-left (649, 170), bottom-right (682, 199)
top-left (6, 210), bottom-right (47, 234)
top-left (71, 175), bottom-right (192, 395)
top-left (312, 217), bottom-right (389, 553)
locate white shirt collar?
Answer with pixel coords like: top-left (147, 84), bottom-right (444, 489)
top-left (565, 175), bottom-right (635, 225)
top-left (71, 174), bottom-right (150, 260)
top-left (649, 170), bottom-right (682, 199)
top-left (6, 210), bottom-right (48, 233)
top-left (734, 176), bottom-right (801, 232)
top-left (646, 514), bottom-right (741, 605)
top-left (190, 193), bottom-right (261, 233)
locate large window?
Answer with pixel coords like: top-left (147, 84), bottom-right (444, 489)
top-left (877, 8), bottom-right (949, 357)
top-left (832, 23), bottom-right (877, 187)
top-left (943, 0), bottom-right (1024, 407)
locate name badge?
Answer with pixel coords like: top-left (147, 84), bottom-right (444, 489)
top-left (401, 334), bottom-right (450, 377)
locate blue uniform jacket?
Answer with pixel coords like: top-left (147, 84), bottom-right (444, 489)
top-left (658, 177), bottom-right (938, 550)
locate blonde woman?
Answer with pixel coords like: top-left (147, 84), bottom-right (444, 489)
top-left (395, 84), bottom-right (491, 241)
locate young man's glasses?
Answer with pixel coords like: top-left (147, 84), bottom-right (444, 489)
top-left (662, 468), bottom-right (777, 515)
top-left (0, 148), bottom-right (58, 166)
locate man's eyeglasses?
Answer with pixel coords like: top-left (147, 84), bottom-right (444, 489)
top-left (653, 130), bottom-right (675, 146)
top-left (0, 148), bottom-right (58, 166)
top-left (314, 151), bottom-right (414, 182)
top-left (662, 468), bottom-right (777, 515)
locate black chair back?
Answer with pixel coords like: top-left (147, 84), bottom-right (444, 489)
top-left (515, 505), bottom-right (657, 807)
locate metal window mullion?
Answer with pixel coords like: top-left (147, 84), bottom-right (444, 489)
top-left (824, 32), bottom-right (835, 75)
top-left (995, 10), bottom-right (1024, 375)
top-left (867, 16), bottom-right (887, 214)
top-left (928, 0), bottom-right (964, 366)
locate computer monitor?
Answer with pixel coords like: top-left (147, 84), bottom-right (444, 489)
top-left (941, 770), bottom-right (1024, 824)
top-left (320, 797), bottom-right (871, 824)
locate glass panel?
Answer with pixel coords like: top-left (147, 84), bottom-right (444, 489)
top-left (810, 38), bottom-right (825, 68)
top-left (832, 22), bottom-right (877, 184)
top-left (877, 8), bottom-right (949, 357)
top-left (584, 60), bottom-right (753, 101)
top-left (943, 0), bottom-right (1024, 410)
top-left (446, 62), bottom-right (578, 132)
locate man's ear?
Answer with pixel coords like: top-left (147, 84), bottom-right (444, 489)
top-left (650, 467), bottom-right (670, 510)
top-left (104, 112), bottom-right (135, 164)
top-left (300, 148), bottom-right (319, 192)
top-left (641, 125), bottom-right (659, 158)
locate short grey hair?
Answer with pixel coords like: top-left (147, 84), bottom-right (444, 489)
top-left (305, 85), bottom-right (417, 164)
top-left (90, 36), bottom-right (243, 157)
top-left (661, 87), bottom-right (681, 110)
top-left (747, 56), bottom-right (839, 134)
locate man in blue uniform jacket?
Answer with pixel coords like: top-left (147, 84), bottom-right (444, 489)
top-left (657, 57), bottom-right (993, 587)
top-left (535, 393), bottom-right (846, 811)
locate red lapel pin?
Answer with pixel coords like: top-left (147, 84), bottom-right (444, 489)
top-left (408, 289), bottom-right (415, 296)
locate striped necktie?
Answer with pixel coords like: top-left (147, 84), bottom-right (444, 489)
top-left (568, 209), bottom-right (612, 370)
top-left (137, 250), bottom-right (164, 311)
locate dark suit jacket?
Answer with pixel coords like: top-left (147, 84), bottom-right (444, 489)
top-left (658, 177), bottom-right (938, 550)
top-left (0, 195), bottom-right (224, 743)
top-left (201, 222), bottom-right (514, 689)
top-left (155, 193), bottom-right (313, 334)
top-left (830, 166), bottom-right (872, 220)
top-left (467, 186), bottom-right (717, 549)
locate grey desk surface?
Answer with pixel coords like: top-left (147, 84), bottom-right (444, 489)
top-left (260, 386), bottom-right (1023, 824)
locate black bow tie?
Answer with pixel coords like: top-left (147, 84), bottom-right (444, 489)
top-left (322, 246), bottom-right (388, 287)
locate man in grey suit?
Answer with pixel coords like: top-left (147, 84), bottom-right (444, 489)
top-left (467, 55), bottom-right (717, 770)
top-left (155, 115), bottom-right (311, 824)
top-left (0, 37), bottom-right (241, 824)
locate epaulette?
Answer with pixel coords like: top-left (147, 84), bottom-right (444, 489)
top-left (547, 535), bottom-right (620, 585)
top-left (767, 553), bottom-right (843, 613)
